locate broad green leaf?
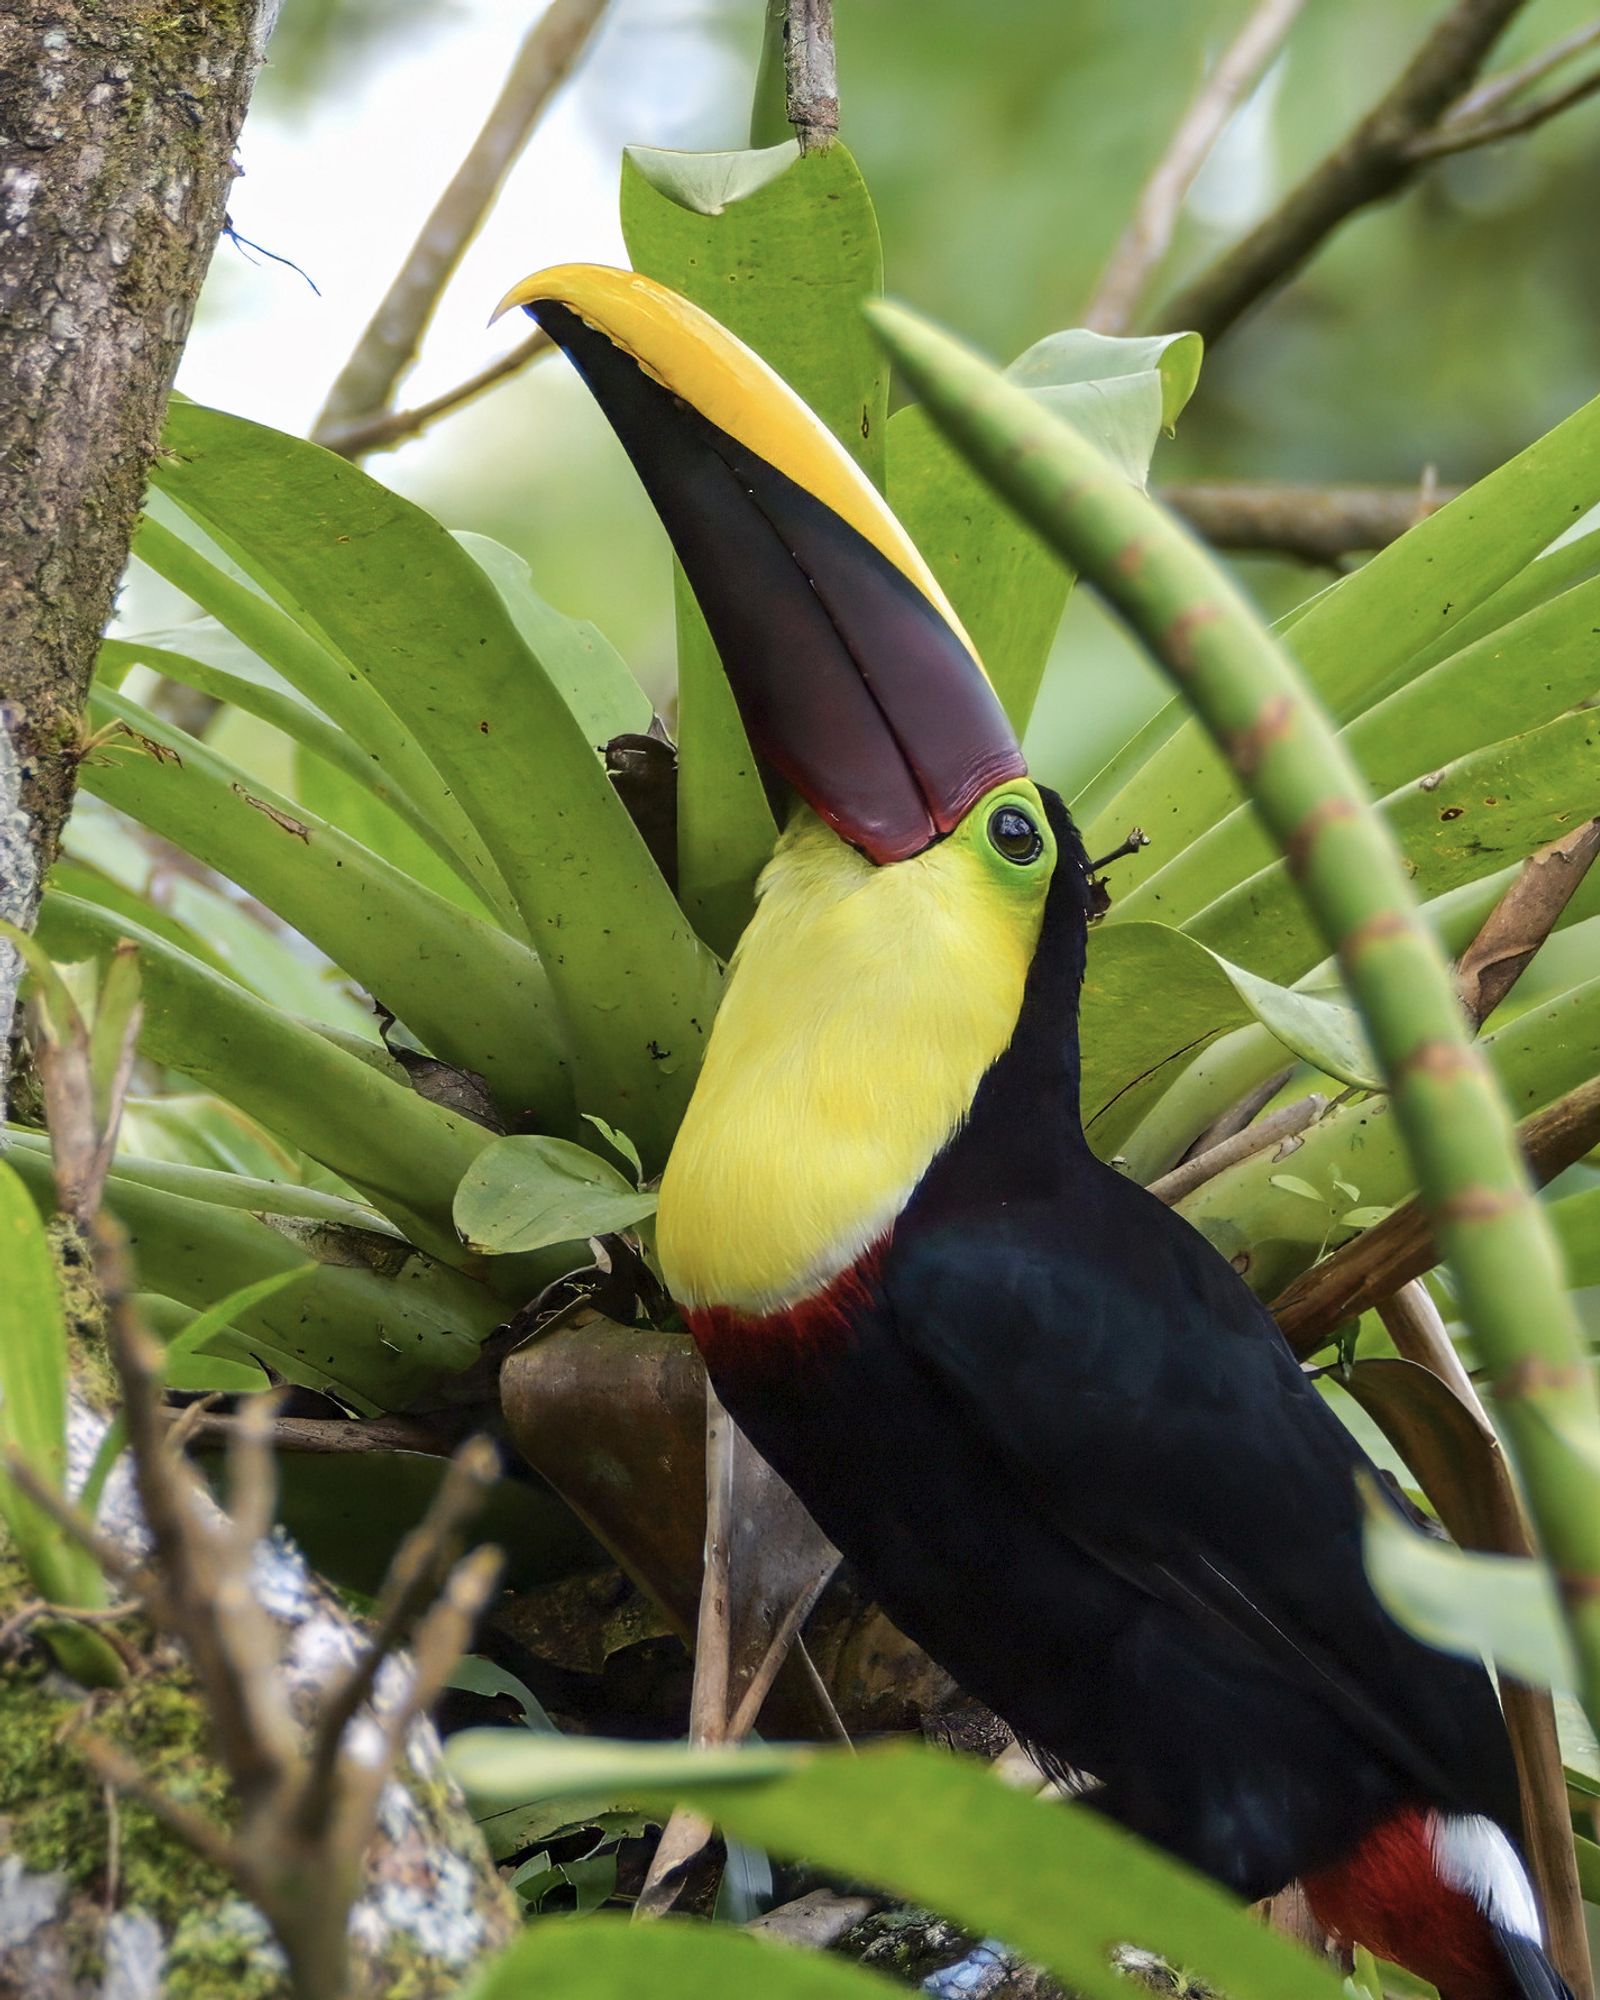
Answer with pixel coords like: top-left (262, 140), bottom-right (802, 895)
top-left (3, 1126), bottom-right (389, 1230)
top-left (98, 635), bottom-right (485, 904)
top-left (1079, 922), bottom-right (1374, 1159)
top-left (63, 793), bottom-right (382, 1037)
top-left (1114, 567), bottom-right (1600, 929)
top-left (135, 505), bottom-right (516, 927)
top-left (0, 1162), bottom-right (111, 1634)
top-left (462, 1916), bottom-right (895, 2000)
top-left (1083, 389), bottom-right (1600, 879)
top-left (151, 402), bottom-right (721, 1168)
top-left (452, 1736), bottom-right (1341, 2000)
top-left (890, 329), bottom-right (1200, 741)
top-left (118, 1094), bottom-right (350, 1192)
top-left (5, 1140), bottom-right (496, 1412)
top-left (1186, 710), bottom-right (1600, 982)
top-left (453, 532), bottom-right (651, 749)
top-left (1008, 329), bottom-right (1201, 484)
top-left (454, 1135), bottom-right (657, 1256)
top-left (82, 686), bottom-right (570, 1128)
top-left (621, 143), bottom-right (885, 488)
top-left (38, 892), bottom-right (495, 1269)
top-left (1363, 1482), bottom-right (1574, 1693)
top-left (449, 1733), bottom-right (796, 1808)
top-left (621, 141), bottom-right (882, 956)
top-left (49, 856), bottom-right (237, 984)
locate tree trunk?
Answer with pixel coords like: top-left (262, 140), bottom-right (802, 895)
top-left (0, 0), bottom-right (279, 1113)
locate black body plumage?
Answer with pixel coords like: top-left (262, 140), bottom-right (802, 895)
top-left (707, 793), bottom-right (1560, 1998)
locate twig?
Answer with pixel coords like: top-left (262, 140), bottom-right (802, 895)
top-left (1157, 0), bottom-right (1532, 345)
top-left (298, 1439), bottom-right (497, 1836)
top-left (1160, 479), bottom-right (1460, 564)
top-left (1438, 16), bottom-right (1600, 128)
top-left (167, 1408), bottom-right (459, 1457)
top-left (1409, 59), bottom-right (1600, 155)
top-left (784, 0), bottom-right (839, 154)
top-left (1084, 0), bottom-right (1307, 334)
top-left (1149, 1093), bottom-right (1327, 1206)
top-left (78, 1734), bottom-right (247, 1879)
top-left (316, 328), bottom-right (551, 461)
top-left (1272, 1074), bottom-right (1600, 1354)
top-left (312, 0), bottom-right (610, 446)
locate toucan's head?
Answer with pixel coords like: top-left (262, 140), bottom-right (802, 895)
top-left (495, 265), bottom-right (1073, 1314)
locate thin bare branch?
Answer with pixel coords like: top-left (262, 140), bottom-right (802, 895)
top-left (1085, 0), bottom-right (1307, 334)
top-left (1149, 1093), bottom-right (1327, 1207)
top-left (78, 1734), bottom-right (247, 1880)
top-left (785, 0), bottom-right (839, 154)
top-left (93, 1214), bottom-right (302, 1792)
top-left (316, 328), bottom-right (552, 461)
top-left (1409, 59), bottom-right (1600, 155)
top-left (312, 0), bottom-right (610, 445)
top-left (167, 1408), bottom-right (458, 1456)
top-left (1157, 0), bottom-right (1532, 345)
top-left (1442, 16), bottom-right (1600, 126)
top-left (299, 1438), bottom-right (497, 1835)
top-left (1161, 478), bottom-right (1460, 563)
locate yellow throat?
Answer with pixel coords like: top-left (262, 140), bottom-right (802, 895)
top-left (657, 786), bottom-right (1056, 1317)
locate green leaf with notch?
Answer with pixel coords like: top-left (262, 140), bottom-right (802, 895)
top-left (454, 1135), bottom-right (657, 1256)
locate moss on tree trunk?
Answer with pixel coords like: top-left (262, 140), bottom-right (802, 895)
top-left (0, 0), bottom-right (278, 1106)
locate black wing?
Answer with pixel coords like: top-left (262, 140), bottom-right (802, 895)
top-left (883, 1157), bottom-right (1520, 1846)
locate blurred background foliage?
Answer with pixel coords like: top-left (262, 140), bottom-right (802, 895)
top-left (170, 0), bottom-right (1600, 811)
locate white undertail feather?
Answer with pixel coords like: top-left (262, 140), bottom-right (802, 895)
top-left (1429, 1812), bottom-right (1542, 1942)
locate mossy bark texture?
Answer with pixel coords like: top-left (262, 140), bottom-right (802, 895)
top-left (0, 0), bottom-right (278, 1110)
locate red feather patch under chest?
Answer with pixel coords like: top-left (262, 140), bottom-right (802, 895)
top-left (685, 1241), bottom-right (888, 1375)
top-left (1303, 1806), bottom-right (1512, 2000)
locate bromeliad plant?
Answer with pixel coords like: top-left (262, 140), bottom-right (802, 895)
top-left (10, 130), bottom-right (1600, 1996)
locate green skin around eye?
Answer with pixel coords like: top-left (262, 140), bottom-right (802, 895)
top-left (972, 783), bottom-right (1055, 880)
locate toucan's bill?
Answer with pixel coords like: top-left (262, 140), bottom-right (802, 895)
top-left (493, 264), bottom-right (1026, 865)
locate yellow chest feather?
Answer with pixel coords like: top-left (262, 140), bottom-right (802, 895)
top-left (657, 807), bottom-right (1045, 1315)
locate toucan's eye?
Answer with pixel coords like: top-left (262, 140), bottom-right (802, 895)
top-left (988, 804), bottom-right (1043, 865)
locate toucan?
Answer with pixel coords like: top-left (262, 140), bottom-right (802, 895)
top-left (494, 263), bottom-right (1569, 2000)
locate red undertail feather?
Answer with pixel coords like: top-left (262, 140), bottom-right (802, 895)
top-left (1304, 1806), bottom-right (1524, 2000)
top-left (686, 1239), bottom-right (890, 1370)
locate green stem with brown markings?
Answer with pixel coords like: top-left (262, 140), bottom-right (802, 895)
top-left (867, 298), bottom-right (1600, 1739)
